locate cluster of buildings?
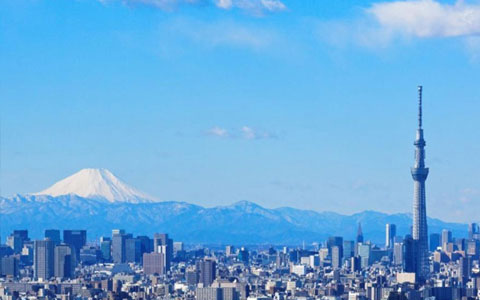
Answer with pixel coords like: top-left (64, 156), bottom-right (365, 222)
top-left (1, 223), bottom-right (480, 300)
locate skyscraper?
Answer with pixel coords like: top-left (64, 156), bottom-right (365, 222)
top-left (441, 229), bottom-right (452, 252)
top-left (45, 229), bottom-right (61, 246)
top-left (153, 233), bottom-right (173, 269)
top-left (429, 233), bottom-right (441, 251)
top-left (403, 235), bottom-right (417, 273)
top-left (13, 230), bottom-right (28, 242)
top-left (54, 244), bottom-right (74, 279)
top-left (196, 259), bottom-right (217, 286)
top-left (411, 86), bottom-right (429, 280)
top-left (385, 224), bottom-right (397, 249)
top-left (331, 246), bottom-right (342, 269)
top-left (1, 256), bottom-right (19, 277)
top-left (112, 230), bottom-right (127, 264)
top-left (327, 236), bottom-right (343, 259)
top-left (469, 223), bottom-right (479, 240)
top-left (34, 239), bottom-right (55, 280)
top-left (357, 243), bottom-right (371, 269)
top-left (143, 252), bottom-right (166, 275)
top-left (125, 238), bottom-right (141, 263)
top-left (63, 230), bottom-right (86, 262)
top-left (100, 237), bottom-right (112, 262)
top-left (356, 223), bottom-right (364, 244)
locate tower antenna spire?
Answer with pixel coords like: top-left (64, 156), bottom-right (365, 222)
top-left (418, 85), bottom-right (423, 129)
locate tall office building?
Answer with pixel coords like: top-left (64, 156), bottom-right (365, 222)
top-left (343, 240), bottom-right (354, 261)
top-left (356, 223), bottom-right (364, 243)
top-left (137, 236), bottom-right (153, 256)
top-left (459, 256), bottom-right (471, 286)
top-left (1, 256), bottom-right (19, 277)
top-left (34, 239), bottom-right (55, 280)
top-left (100, 237), bottom-right (112, 262)
top-left (45, 230), bottom-right (61, 246)
top-left (393, 242), bottom-right (404, 266)
top-left (153, 233), bottom-right (173, 269)
top-left (125, 238), bottom-right (141, 263)
top-left (63, 230), bottom-right (86, 262)
top-left (357, 243), bottom-right (371, 269)
top-left (112, 230), bottom-right (127, 264)
top-left (441, 229), bottom-right (452, 251)
top-left (403, 235), bottom-right (417, 273)
top-left (331, 246), bottom-right (342, 269)
top-left (385, 224), bottom-right (397, 249)
top-left (327, 236), bottom-right (343, 259)
top-left (238, 247), bottom-right (249, 264)
top-left (469, 223), bottom-right (479, 240)
top-left (54, 244), bottom-right (74, 279)
top-left (410, 86), bottom-right (429, 280)
top-left (467, 239), bottom-right (480, 258)
top-left (196, 259), bottom-right (217, 286)
top-left (196, 287), bottom-right (222, 300)
top-left (429, 233), bottom-right (441, 251)
top-left (7, 230), bottom-right (29, 254)
top-left (6, 235), bottom-right (23, 253)
top-left (13, 230), bottom-right (28, 242)
top-left (143, 252), bottom-right (166, 275)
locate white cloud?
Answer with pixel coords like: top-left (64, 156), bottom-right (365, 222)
top-left (207, 126), bottom-right (229, 137)
top-left (241, 126), bottom-right (277, 139)
top-left (215, 0), bottom-right (233, 9)
top-left (369, 0), bottom-right (480, 38)
top-left (314, 0), bottom-right (480, 57)
top-left (241, 126), bottom-right (256, 139)
top-left (260, 0), bottom-right (286, 12)
top-left (206, 126), bottom-right (277, 140)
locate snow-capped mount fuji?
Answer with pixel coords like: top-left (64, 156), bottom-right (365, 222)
top-left (33, 168), bottom-right (155, 203)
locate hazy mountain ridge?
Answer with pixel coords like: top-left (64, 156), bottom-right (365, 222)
top-left (0, 195), bottom-right (467, 245)
top-left (0, 169), bottom-right (467, 244)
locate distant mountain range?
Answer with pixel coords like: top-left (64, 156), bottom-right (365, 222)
top-left (0, 169), bottom-right (468, 245)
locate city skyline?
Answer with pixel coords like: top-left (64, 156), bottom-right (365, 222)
top-left (2, 0), bottom-right (480, 224)
top-left (3, 0), bottom-right (480, 298)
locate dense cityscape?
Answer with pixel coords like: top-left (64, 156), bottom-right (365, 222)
top-left (0, 224), bottom-right (479, 300)
top-left (0, 86), bottom-right (478, 299)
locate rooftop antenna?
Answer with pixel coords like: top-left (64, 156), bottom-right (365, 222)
top-left (418, 85), bottom-right (423, 129)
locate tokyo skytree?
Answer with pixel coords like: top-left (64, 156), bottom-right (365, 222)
top-left (411, 86), bottom-right (429, 280)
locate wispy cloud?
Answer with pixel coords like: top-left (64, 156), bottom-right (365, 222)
top-left (206, 126), bottom-right (278, 140)
top-left (103, 0), bottom-right (286, 14)
top-left (241, 125), bottom-right (277, 139)
top-left (207, 126), bottom-right (229, 137)
top-left (164, 18), bottom-right (279, 50)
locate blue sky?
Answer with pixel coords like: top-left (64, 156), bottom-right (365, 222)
top-left (1, 0), bottom-right (480, 222)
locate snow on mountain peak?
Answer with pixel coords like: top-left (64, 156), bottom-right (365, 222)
top-left (33, 168), bottom-right (156, 203)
